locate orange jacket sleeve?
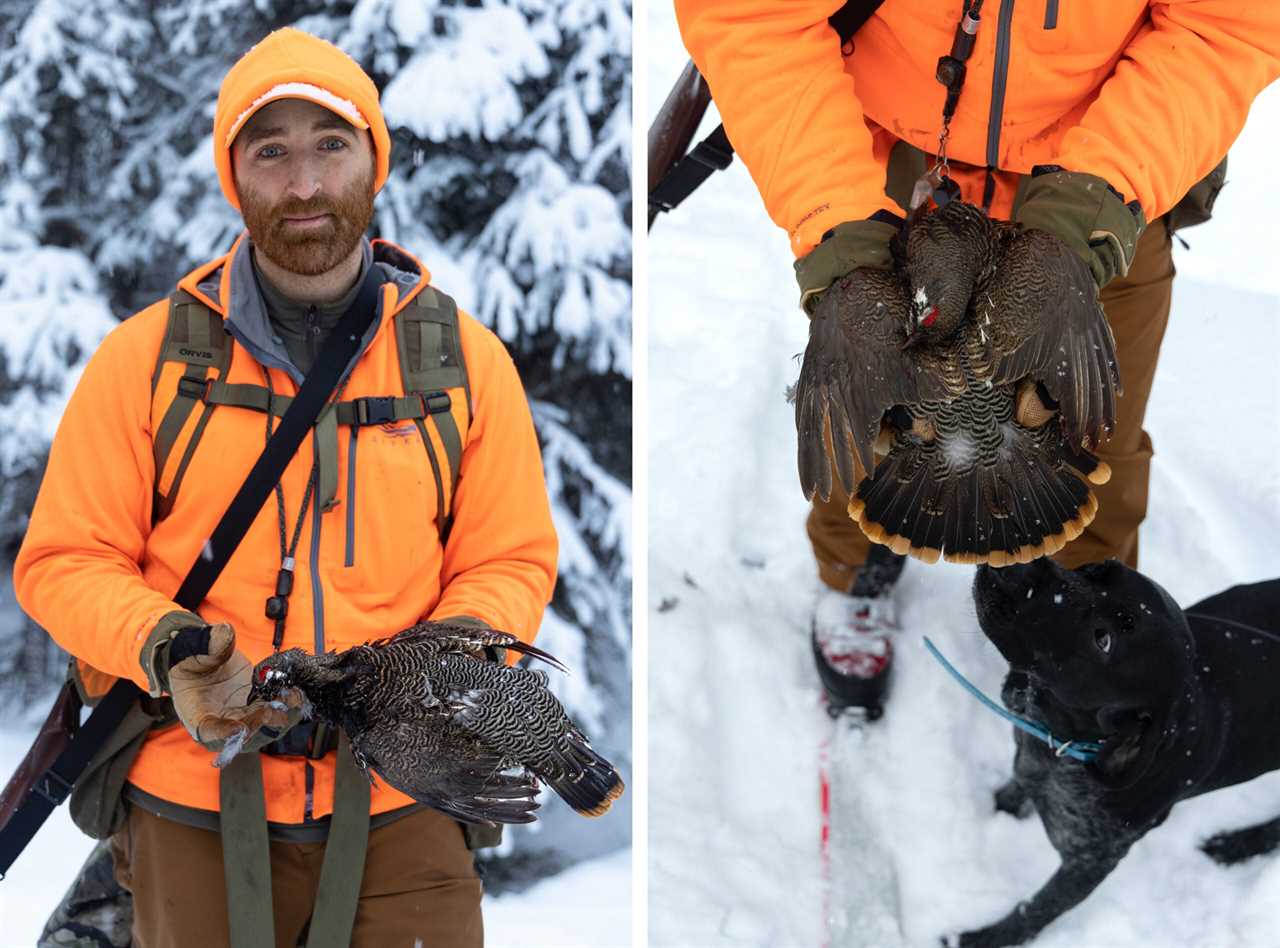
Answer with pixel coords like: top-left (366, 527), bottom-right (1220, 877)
top-left (427, 317), bottom-right (558, 645)
top-left (14, 305), bottom-right (184, 691)
top-left (674, 0), bottom-right (901, 258)
top-left (1055, 2), bottom-right (1280, 219)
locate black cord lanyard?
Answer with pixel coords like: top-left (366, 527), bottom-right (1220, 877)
top-left (262, 367), bottom-right (355, 652)
top-left (910, 0), bottom-right (986, 210)
top-left (263, 368), bottom-right (315, 651)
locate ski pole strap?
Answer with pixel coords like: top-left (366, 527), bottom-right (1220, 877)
top-left (921, 637), bottom-right (1103, 763)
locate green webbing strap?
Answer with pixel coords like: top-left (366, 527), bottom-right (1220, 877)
top-left (203, 383), bottom-right (448, 428)
top-left (204, 381), bottom-right (282, 414)
top-left (305, 735), bottom-right (371, 948)
top-left (219, 754), bottom-right (274, 948)
top-left (397, 288), bottom-right (469, 535)
top-left (315, 402), bottom-right (340, 513)
top-left (432, 403), bottom-right (462, 495)
top-left (414, 417), bottom-right (449, 540)
top-left (152, 296), bottom-right (232, 523)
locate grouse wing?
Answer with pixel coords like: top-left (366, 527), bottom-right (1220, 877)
top-left (984, 227), bottom-right (1121, 451)
top-left (376, 621), bottom-right (567, 672)
top-left (354, 723), bottom-right (541, 825)
top-left (795, 269), bottom-right (944, 501)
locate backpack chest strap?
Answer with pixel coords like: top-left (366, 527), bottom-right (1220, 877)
top-left (198, 382), bottom-right (451, 427)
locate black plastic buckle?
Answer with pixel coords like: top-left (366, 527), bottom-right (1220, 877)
top-left (177, 377), bottom-right (209, 400)
top-left (422, 391), bottom-right (452, 415)
top-left (32, 768), bottom-right (74, 807)
top-left (354, 396), bottom-right (397, 426)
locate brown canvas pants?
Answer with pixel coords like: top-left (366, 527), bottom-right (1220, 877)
top-left (110, 803), bottom-right (483, 948)
top-left (808, 217), bottom-right (1175, 590)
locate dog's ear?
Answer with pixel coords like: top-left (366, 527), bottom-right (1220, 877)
top-left (1091, 714), bottom-right (1162, 789)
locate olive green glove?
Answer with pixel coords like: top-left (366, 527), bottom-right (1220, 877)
top-left (163, 623), bottom-right (302, 754)
top-left (1013, 166), bottom-right (1147, 289)
top-left (794, 215), bottom-right (902, 314)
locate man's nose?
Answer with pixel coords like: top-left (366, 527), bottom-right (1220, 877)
top-left (285, 174), bottom-right (322, 202)
top-left (283, 156), bottom-right (323, 201)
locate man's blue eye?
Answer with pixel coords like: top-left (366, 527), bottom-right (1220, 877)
top-left (320, 138), bottom-right (347, 151)
top-left (257, 144), bottom-right (283, 159)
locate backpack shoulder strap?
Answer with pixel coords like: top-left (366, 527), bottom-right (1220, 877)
top-left (394, 285), bottom-right (472, 542)
top-left (151, 291), bottom-right (232, 522)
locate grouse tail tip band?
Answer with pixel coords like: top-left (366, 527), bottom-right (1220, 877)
top-left (849, 421), bottom-right (1104, 567)
top-left (546, 737), bottom-right (625, 818)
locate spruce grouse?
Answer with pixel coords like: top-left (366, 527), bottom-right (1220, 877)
top-left (795, 199), bottom-right (1120, 566)
top-left (242, 622), bottom-right (624, 825)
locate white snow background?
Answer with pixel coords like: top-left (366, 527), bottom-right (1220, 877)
top-left (0, 0), bottom-right (632, 943)
top-left (648, 3), bottom-right (1280, 946)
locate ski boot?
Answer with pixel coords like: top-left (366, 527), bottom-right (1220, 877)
top-left (811, 545), bottom-right (906, 719)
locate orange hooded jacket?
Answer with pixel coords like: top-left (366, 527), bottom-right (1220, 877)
top-left (13, 235), bottom-right (558, 822)
top-left (675, 0), bottom-right (1280, 257)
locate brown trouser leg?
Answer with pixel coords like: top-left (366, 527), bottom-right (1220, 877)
top-left (806, 218), bottom-right (1175, 586)
top-left (112, 804), bottom-right (482, 948)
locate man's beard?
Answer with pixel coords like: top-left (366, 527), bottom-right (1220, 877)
top-left (240, 172), bottom-right (375, 276)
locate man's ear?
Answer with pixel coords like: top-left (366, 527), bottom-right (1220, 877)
top-left (1091, 712), bottom-right (1161, 789)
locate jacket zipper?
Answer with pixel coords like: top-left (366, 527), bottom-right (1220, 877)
top-left (1044, 0), bottom-right (1058, 29)
top-left (344, 427), bottom-right (358, 568)
top-left (310, 441), bottom-right (326, 656)
top-left (986, 0), bottom-right (1017, 172)
top-left (305, 305), bottom-right (321, 369)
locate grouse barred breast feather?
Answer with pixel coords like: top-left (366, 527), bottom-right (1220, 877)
top-left (246, 622), bottom-right (624, 825)
top-left (795, 200), bottom-right (1121, 566)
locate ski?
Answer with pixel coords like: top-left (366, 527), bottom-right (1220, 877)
top-left (818, 700), bottom-right (904, 948)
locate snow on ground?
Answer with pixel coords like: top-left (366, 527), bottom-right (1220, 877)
top-left (648, 4), bottom-right (1280, 946)
top-left (0, 722), bottom-right (629, 945)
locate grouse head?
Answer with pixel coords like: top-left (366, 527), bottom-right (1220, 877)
top-left (248, 648), bottom-right (340, 706)
top-left (897, 200), bottom-right (994, 347)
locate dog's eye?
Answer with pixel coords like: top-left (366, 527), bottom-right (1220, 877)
top-left (1094, 628), bottom-right (1112, 654)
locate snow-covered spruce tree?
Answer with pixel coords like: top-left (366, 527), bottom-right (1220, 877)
top-left (0, 0), bottom-right (144, 711)
top-left (0, 0), bottom-right (631, 870)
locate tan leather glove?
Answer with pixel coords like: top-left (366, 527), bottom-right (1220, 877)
top-left (166, 623), bottom-right (298, 753)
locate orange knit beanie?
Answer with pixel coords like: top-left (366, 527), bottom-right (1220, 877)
top-left (213, 28), bottom-right (391, 210)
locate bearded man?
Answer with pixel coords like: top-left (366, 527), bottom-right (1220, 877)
top-left (14, 28), bottom-right (557, 947)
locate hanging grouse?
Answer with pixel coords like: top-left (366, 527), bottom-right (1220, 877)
top-left (794, 199), bottom-right (1120, 566)
top-left (240, 621), bottom-right (624, 825)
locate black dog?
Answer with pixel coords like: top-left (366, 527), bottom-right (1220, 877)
top-left (952, 558), bottom-right (1280, 947)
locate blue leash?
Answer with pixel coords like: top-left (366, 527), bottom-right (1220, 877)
top-left (922, 636), bottom-right (1103, 763)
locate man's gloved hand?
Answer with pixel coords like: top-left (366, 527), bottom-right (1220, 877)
top-left (1013, 166), bottom-right (1147, 289)
top-left (163, 623), bottom-right (302, 754)
top-left (794, 212), bottom-right (902, 314)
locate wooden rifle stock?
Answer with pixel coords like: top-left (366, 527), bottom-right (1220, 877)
top-left (647, 60), bottom-right (712, 230)
top-left (0, 682), bottom-right (79, 839)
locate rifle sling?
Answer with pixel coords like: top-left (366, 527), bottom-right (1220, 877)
top-left (647, 0), bottom-right (887, 223)
top-left (0, 266), bottom-right (384, 882)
